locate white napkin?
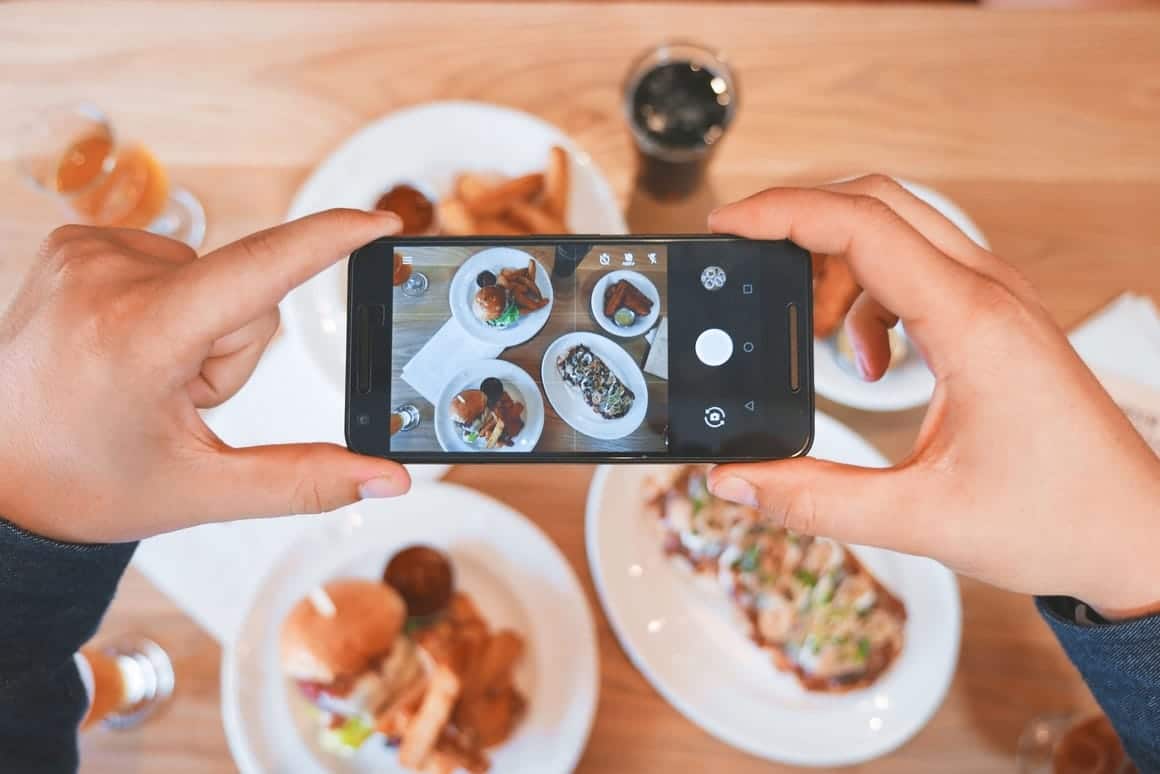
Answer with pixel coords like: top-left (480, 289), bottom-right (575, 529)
top-left (1069, 293), bottom-right (1160, 390)
top-left (644, 317), bottom-right (669, 380)
top-left (1068, 292), bottom-right (1160, 455)
top-left (402, 319), bottom-right (504, 402)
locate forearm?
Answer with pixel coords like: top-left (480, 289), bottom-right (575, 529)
top-left (1038, 596), bottom-right (1160, 771)
top-left (0, 516), bottom-right (136, 773)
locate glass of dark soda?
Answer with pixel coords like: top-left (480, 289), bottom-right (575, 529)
top-left (623, 42), bottom-right (738, 201)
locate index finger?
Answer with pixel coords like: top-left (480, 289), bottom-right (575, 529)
top-left (708, 187), bottom-right (986, 356)
top-left (170, 209), bottom-right (401, 338)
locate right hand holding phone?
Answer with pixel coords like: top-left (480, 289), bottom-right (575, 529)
top-left (707, 176), bottom-right (1160, 619)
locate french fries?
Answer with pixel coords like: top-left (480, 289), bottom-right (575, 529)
top-left (543, 145), bottom-right (569, 220)
top-left (461, 173), bottom-right (544, 218)
top-left (506, 199), bottom-right (567, 235)
top-left (377, 589), bottom-right (526, 774)
top-left (435, 147), bottom-right (572, 236)
top-left (399, 664), bottom-right (461, 769)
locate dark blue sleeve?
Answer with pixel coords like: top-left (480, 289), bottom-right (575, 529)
top-left (1037, 596), bottom-right (1160, 772)
top-left (0, 517), bottom-right (136, 774)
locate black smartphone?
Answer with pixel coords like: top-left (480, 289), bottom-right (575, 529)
top-left (346, 236), bottom-right (812, 463)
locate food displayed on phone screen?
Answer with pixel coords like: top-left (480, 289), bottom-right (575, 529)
top-left (556, 344), bottom-right (636, 420)
top-left (391, 242), bottom-right (668, 454)
top-left (471, 261), bottom-right (549, 329)
top-left (449, 381), bottom-right (526, 449)
top-left (603, 279), bottom-right (654, 327)
top-left (643, 466), bottom-right (907, 692)
top-left (280, 546), bottom-right (526, 771)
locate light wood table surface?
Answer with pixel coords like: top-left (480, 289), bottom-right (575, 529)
top-left (1, 2), bottom-right (1158, 772)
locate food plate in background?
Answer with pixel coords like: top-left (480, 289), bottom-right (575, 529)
top-left (448, 248), bottom-right (554, 346)
top-left (540, 331), bottom-right (649, 441)
top-left (586, 412), bottom-right (961, 767)
top-left (222, 484), bottom-right (599, 774)
top-left (434, 359), bottom-right (545, 453)
top-left (814, 178), bottom-right (989, 412)
top-left (280, 100), bottom-right (628, 396)
top-left (590, 270), bottom-right (661, 338)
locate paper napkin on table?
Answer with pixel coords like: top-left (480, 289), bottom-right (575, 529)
top-left (1069, 292), bottom-right (1160, 454)
top-left (402, 319), bottom-right (504, 402)
top-left (1069, 292), bottom-right (1160, 390)
top-left (644, 317), bottom-right (669, 380)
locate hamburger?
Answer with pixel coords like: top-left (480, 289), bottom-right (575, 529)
top-left (473, 285), bottom-right (519, 328)
top-left (449, 389), bottom-right (490, 444)
top-left (280, 579), bottom-right (423, 755)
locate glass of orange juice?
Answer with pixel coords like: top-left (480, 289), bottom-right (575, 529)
top-left (18, 103), bottom-right (206, 248)
top-left (76, 636), bottom-right (175, 730)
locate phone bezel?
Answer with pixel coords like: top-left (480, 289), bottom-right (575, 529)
top-left (346, 234), bottom-right (814, 463)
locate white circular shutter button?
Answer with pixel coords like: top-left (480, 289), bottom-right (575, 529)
top-left (695, 328), bottom-right (733, 367)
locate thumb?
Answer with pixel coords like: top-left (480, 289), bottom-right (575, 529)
top-left (209, 443), bottom-right (411, 520)
top-left (707, 459), bottom-right (917, 553)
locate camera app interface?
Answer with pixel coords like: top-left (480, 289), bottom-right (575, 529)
top-left (388, 243), bottom-right (669, 454)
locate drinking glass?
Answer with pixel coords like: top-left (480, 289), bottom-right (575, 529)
top-left (394, 250), bottom-right (429, 297)
top-left (623, 41), bottom-right (738, 200)
top-left (391, 404), bottom-right (422, 435)
top-left (77, 636), bottom-right (175, 730)
top-left (18, 103), bottom-right (206, 249)
top-left (1017, 712), bottom-right (1135, 773)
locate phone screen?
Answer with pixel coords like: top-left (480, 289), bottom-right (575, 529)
top-left (347, 236), bottom-right (813, 462)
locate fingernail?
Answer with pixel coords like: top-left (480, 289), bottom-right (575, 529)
top-left (856, 351), bottom-right (872, 381)
top-left (359, 475), bottom-right (404, 499)
top-left (710, 476), bottom-right (758, 508)
top-left (372, 210), bottom-right (403, 232)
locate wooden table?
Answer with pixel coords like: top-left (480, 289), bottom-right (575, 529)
top-left (2, 2), bottom-right (1159, 772)
top-left (388, 243), bottom-right (669, 454)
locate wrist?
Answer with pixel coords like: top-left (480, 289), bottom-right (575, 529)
top-left (1077, 464), bottom-right (1160, 621)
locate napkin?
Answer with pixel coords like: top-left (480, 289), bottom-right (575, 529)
top-left (1069, 292), bottom-right (1160, 455)
top-left (644, 317), bottom-right (669, 380)
top-left (402, 319), bottom-right (504, 402)
top-left (1069, 293), bottom-right (1160, 390)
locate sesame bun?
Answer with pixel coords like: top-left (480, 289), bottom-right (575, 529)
top-left (279, 579), bottom-right (406, 684)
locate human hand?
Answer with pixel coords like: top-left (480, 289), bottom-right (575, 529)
top-left (0, 210), bottom-right (411, 544)
top-left (707, 176), bottom-right (1160, 618)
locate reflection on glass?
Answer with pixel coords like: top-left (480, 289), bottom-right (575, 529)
top-left (17, 103), bottom-right (205, 249)
top-left (77, 636), bottom-right (175, 730)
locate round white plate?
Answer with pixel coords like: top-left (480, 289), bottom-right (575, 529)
top-left (449, 247), bottom-right (554, 346)
top-left (586, 413), bottom-right (961, 768)
top-left (223, 484), bottom-right (599, 774)
top-left (541, 331), bottom-right (648, 440)
top-left (280, 100), bottom-right (628, 396)
top-left (814, 178), bottom-right (989, 412)
top-left (590, 270), bottom-right (661, 339)
top-left (434, 359), bottom-right (545, 453)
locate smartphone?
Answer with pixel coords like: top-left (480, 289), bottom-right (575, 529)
top-left (346, 236), bottom-right (813, 463)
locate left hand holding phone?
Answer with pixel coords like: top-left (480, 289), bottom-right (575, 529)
top-left (0, 209), bottom-right (411, 544)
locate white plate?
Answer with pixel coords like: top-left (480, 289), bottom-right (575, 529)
top-left (449, 248), bottom-right (554, 346)
top-left (541, 331), bottom-right (648, 440)
top-left (222, 483), bottom-right (599, 774)
top-left (281, 100), bottom-right (628, 396)
top-left (434, 359), bottom-right (545, 453)
top-left (814, 178), bottom-right (989, 412)
top-left (589, 270), bottom-right (661, 338)
top-left (586, 412), bottom-right (961, 768)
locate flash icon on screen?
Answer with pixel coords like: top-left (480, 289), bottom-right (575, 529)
top-left (648, 252), bottom-right (658, 264)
